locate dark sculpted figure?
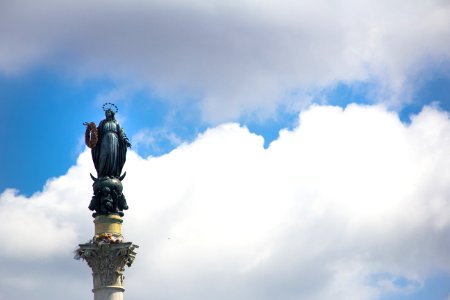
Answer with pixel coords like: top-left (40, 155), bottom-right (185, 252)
top-left (93, 107), bottom-right (131, 178)
top-left (84, 103), bottom-right (131, 217)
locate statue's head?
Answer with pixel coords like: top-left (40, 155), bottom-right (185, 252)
top-left (102, 102), bottom-right (118, 120)
top-left (105, 109), bottom-right (115, 119)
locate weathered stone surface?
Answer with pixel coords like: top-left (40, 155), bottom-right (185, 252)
top-left (94, 214), bottom-right (123, 235)
top-left (76, 242), bottom-right (138, 290)
top-left (94, 287), bottom-right (124, 300)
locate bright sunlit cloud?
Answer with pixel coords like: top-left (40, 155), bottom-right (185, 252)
top-left (1, 104), bottom-right (450, 300)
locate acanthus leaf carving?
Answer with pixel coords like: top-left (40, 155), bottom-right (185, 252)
top-left (76, 242), bottom-right (138, 289)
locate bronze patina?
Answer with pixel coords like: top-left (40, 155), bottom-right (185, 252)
top-left (84, 103), bottom-right (131, 217)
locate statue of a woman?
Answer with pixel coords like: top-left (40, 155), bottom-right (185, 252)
top-left (84, 103), bottom-right (131, 217)
top-left (92, 104), bottom-right (131, 178)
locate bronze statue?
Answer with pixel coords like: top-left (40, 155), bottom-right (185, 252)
top-left (84, 103), bottom-right (131, 217)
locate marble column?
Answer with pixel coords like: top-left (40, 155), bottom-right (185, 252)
top-left (76, 214), bottom-right (138, 300)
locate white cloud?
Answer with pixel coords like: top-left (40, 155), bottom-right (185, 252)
top-left (132, 127), bottom-right (183, 155)
top-left (1, 104), bottom-right (450, 299)
top-left (1, 0), bottom-right (449, 121)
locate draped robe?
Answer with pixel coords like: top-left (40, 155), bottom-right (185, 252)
top-left (92, 118), bottom-right (128, 178)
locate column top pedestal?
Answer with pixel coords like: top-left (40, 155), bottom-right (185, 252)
top-left (94, 214), bottom-right (123, 236)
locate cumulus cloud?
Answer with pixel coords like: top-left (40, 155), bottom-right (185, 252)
top-left (1, 104), bottom-right (450, 299)
top-left (132, 127), bottom-right (183, 155)
top-left (1, 0), bottom-right (449, 120)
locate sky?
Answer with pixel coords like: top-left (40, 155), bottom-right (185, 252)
top-left (1, 0), bottom-right (450, 299)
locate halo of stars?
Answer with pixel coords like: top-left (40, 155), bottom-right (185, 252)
top-left (102, 102), bottom-right (118, 113)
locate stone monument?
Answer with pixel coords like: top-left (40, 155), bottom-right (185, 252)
top-left (75, 103), bottom-right (138, 300)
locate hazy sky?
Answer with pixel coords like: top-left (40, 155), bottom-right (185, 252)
top-left (1, 1), bottom-right (450, 299)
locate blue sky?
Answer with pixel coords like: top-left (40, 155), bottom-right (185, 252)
top-left (1, 1), bottom-right (450, 300)
top-left (1, 69), bottom-right (206, 195)
top-left (3, 68), bottom-right (448, 196)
